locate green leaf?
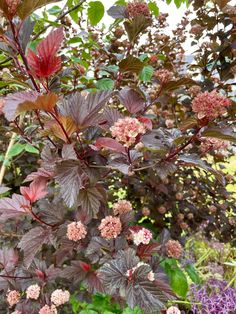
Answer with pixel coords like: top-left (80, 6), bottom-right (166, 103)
top-left (47, 5), bottom-right (61, 15)
top-left (185, 264), bottom-right (201, 284)
top-left (8, 143), bottom-right (25, 158)
top-left (25, 144), bottom-right (39, 154)
top-left (87, 1), bottom-right (105, 26)
top-left (122, 307), bottom-right (142, 314)
top-left (119, 56), bottom-right (144, 74)
top-left (139, 65), bottom-right (154, 82)
top-left (148, 2), bottom-right (159, 16)
top-left (96, 78), bottom-right (114, 91)
top-left (170, 267), bottom-right (188, 297)
top-left (174, 0), bottom-right (182, 8)
top-left (80, 310), bottom-right (98, 314)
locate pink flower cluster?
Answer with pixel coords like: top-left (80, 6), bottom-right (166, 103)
top-left (113, 199), bottom-right (133, 215)
top-left (131, 227), bottom-right (152, 245)
top-left (51, 289), bottom-right (70, 307)
top-left (39, 305), bottom-right (57, 314)
top-left (98, 216), bottom-right (122, 239)
top-left (126, 262), bottom-right (155, 281)
top-left (154, 69), bottom-right (173, 83)
top-left (200, 137), bottom-right (229, 154)
top-left (167, 306), bottom-right (181, 314)
top-left (189, 85), bottom-right (202, 96)
top-left (7, 290), bottom-right (20, 307)
top-left (110, 117), bottom-right (146, 147)
top-left (192, 90), bottom-right (231, 119)
top-left (66, 221), bottom-right (87, 242)
top-left (5, 0), bottom-right (21, 15)
top-left (126, 1), bottom-right (151, 19)
top-left (165, 240), bottom-right (183, 259)
top-left (26, 284), bottom-right (40, 300)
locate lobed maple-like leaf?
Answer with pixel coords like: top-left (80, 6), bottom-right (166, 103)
top-left (98, 248), bottom-right (173, 311)
top-left (27, 27), bottom-right (64, 78)
top-left (0, 193), bottom-right (30, 221)
top-left (55, 160), bottom-right (85, 208)
top-left (95, 137), bottom-right (126, 154)
top-left (118, 88), bottom-right (145, 114)
top-left (3, 91), bottom-right (39, 121)
top-left (18, 92), bottom-right (58, 113)
top-left (24, 167), bottom-right (54, 183)
top-left (18, 226), bottom-right (53, 268)
top-left (60, 91), bottom-right (112, 129)
top-left (50, 116), bottom-right (77, 142)
top-left (20, 178), bottom-right (48, 203)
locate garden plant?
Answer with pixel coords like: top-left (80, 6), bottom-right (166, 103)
top-left (0, 0), bottom-right (235, 313)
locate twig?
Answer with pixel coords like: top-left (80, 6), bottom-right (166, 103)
top-left (32, 0), bottom-right (87, 41)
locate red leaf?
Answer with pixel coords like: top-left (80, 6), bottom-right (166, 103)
top-left (23, 168), bottom-right (54, 183)
top-left (137, 243), bottom-right (161, 260)
top-left (20, 178), bottom-right (48, 203)
top-left (138, 116), bottom-right (152, 130)
top-left (0, 194), bottom-right (30, 221)
top-left (95, 137), bottom-right (126, 154)
top-left (27, 27), bottom-right (64, 78)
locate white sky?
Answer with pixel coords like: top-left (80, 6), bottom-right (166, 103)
top-left (43, 1), bottom-right (191, 51)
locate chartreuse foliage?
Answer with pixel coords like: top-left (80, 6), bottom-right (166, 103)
top-left (0, 0), bottom-right (235, 313)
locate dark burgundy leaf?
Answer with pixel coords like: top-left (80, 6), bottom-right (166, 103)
top-left (60, 260), bottom-right (88, 283)
top-left (95, 137), bottom-right (126, 154)
top-left (100, 107), bottom-right (123, 129)
top-left (0, 194), bottom-right (30, 221)
top-left (137, 243), bottom-right (161, 260)
top-left (118, 88), bottom-right (145, 114)
top-left (55, 160), bottom-right (85, 208)
top-left (78, 187), bottom-right (103, 219)
top-left (62, 144), bottom-right (77, 160)
top-left (86, 237), bottom-right (113, 264)
top-left (0, 247), bottom-right (18, 271)
top-left (119, 56), bottom-right (144, 74)
top-left (178, 154), bottom-right (225, 185)
top-left (18, 226), bottom-right (53, 268)
top-left (61, 91), bottom-right (112, 129)
top-left (201, 126), bottom-right (236, 143)
top-left (124, 15), bottom-right (151, 43)
top-left (107, 5), bottom-right (127, 19)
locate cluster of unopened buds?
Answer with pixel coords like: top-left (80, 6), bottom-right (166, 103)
top-left (113, 199), bottom-right (133, 215)
top-left (7, 286), bottom-right (70, 313)
top-left (192, 90), bottom-right (231, 120)
top-left (126, 262), bottom-right (155, 282)
top-left (165, 240), bottom-right (183, 259)
top-left (66, 221), bottom-right (87, 242)
top-left (154, 69), bottom-right (173, 84)
top-left (126, 0), bottom-right (151, 19)
top-left (110, 117), bottom-right (146, 147)
top-left (130, 227), bottom-right (152, 245)
top-left (98, 215), bottom-right (122, 239)
top-left (200, 137), bottom-right (229, 155)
